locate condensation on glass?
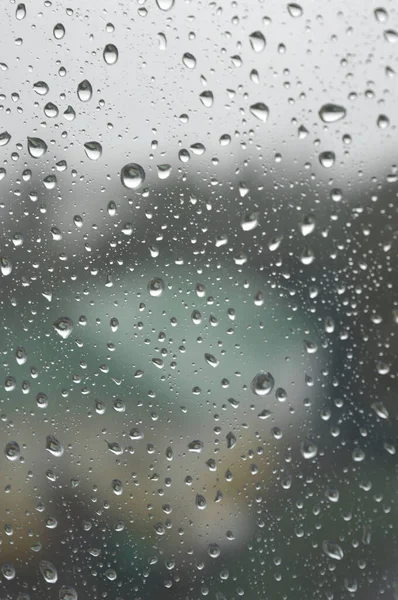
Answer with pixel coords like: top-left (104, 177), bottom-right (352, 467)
top-left (1, 1), bottom-right (398, 599)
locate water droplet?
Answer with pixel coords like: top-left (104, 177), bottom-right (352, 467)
top-left (0, 131), bottom-right (11, 147)
top-left (59, 586), bottom-right (78, 600)
top-left (196, 494), bottom-right (207, 509)
top-left (374, 7), bottom-right (388, 22)
top-left (0, 257), bottom-right (12, 276)
top-left (33, 81), bottom-right (49, 95)
top-left (46, 435), bottom-right (64, 457)
top-left (319, 151), bottom-right (335, 168)
top-left (325, 486), bottom-right (340, 503)
top-left (226, 431), bottom-right (236, 449)
top-left (241, 211), bottom-right (259, 231)
top-left (120, 163), bottom-right (145, 189)
top-left (84, 141), bottom-right (102, 161)
top-left (53, 317), bottom-right (73, 339)
top-left (319, 103), bottom-right (346, 123)
top-left (53, 23), bottom-right (65, 39)
top-left (250, 102), bottom-right (269, 122)
top-left (249, 31), bottom-right (266, 52)
top-left (208, 543), bottom-right (221, 558)
top-left (105, 569), bottom-right (117, 581)
top-left (77, 79), bottom-right (93, 102)
top-left (377, 114), bottom-right (390, 129)
top-left (2, 564), bottom-right (16, 580)
top-left (300, 438), bottom-right (318, 459)
top-left (5, 441), bottom-right (20, 461)
top-left (16, 3), bottom-right (26, 20)
top-left (39, 560), bottom-right (58, 583)
top-left (287, 3), bottom-right (303, 17)
top-left (148, 277), bottom-right (164, 297)
top-left (322, 541), bottom-right (344, 561)
top-left (44, 102), bottom-right (59, 118)
top-left (188, 439), bottom-right (204, 453)
top-left (27, 137), bottom-right (47, 158)
top-left (204, 353), bottom-right (219, 367)
top-left (384, 29), bottom-right (398, 43)
top-left (299, 214), bottom-right (315, 236)
top-left (157, 164), bottom-right (172, 179)
top-left (63, 105), bottom-right (76, 121)
top-left (112, 479), bottom-right (123, 495)
top-left (156, 0), bottom-right (175, 10)
top-left (182, 52), bottom-right (196, 68)
top-left (158, 32), bottom-right (167, 49)
top-left (103, 43), bottom-right (118, 65)
top-left (199, 90), bottom-right (214, 107)
top-left (371, 401), bottom-right (389, 419)
top-left (251, 372), bottom-right (275, 396)
top-left (36, 392), bottom-right (49, 409)
top-left (106, 441), bottom-right (123, 455)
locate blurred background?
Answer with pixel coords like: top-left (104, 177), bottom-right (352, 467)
top-left (1, 0), bottom-right (398, 598)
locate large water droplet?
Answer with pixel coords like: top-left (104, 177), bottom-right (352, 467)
top-left (204, 352), bottom-right (219, 367)
top-left (0, 131), bottom-right (11, 147)
top-left (287, 3), bottom-right (303, 17)
top-left (27, 137), bottom-right (47, 158)
top-left (0, 257), bottom-right (12, 276)
top-left (33, 81), bottom-right (49, 95)
top-left (120, 163), bottom-right (145, 189)
top-left (249, 31), bottom-right (266, 52)
top-left (16, 3), bottom-right (26, 20)
top-left (45, 435), bottom-right (64, 457)
top-left (250, 102), bottom-right (269, 122)
top-left (199, 90), bottom-right (214, 107)
top-left (84, 141), bottom-right (102, 160)
top-left (39, 560), bottom-right (58, 583)
top-left (156, 0), bottom-right (175, 10)
top-left (59, 586), bottom-right (78, 600)
top-left (53, 317), bottom-right (73, 339)
top-left (188, 440), bottom-right (204, 453)
top-left (300, 438), bottom-right (318, 459)
top-left (77, 79), bottom-right (93, 102)
top-left (5, 441), bottom-right (20, 461)
top-left (207, 543), bottom-right (221, 558)
top-left (319, 151), bottom-right (335, 168)
top-left (182, 52), bottom-right (196, 68)
top-left (319, 103), bottom-right (346, 123)
top-left (44, 102), bottom-right (59, 118)
top-left (148, 277), bottom-right (164, 297)
top-left (103, 43), bottom-right (118, 65)
top-left (53, 23), bottom-right (65, 39)
top-left (251, 372), bottom-right (275, 396)
top-left (322, 541), bottom-right (344, 561)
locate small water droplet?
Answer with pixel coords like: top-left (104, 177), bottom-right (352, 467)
top-left (27, 137), bottom-right (47, 158)
top-left (120, 163), bottom-right (145, 189)
top-left (208, 543), bottom-right (221, 558)
top-left (84, 141), bottom-right (102, 160)
top-left (377, 114), bottom-right (390, 129)
top-left (112, 479), bottom-right (123, 495)
top-left (226, 431), bottom-right (236, 449)
top-left (384, 29), bottom-right (398, 43)
top-left (53, 317), bottom-right (73, 339)
top-left (196, 493), bottom-right (207, 509)
top-left (77, 79), bottom-right (93, 102)
top-left (371, 401), bottom-right (389, 419)
top-left (250, 102), bottom-right (269, 122)
top-left (103, 43), bottom-right (118, 64)
top-left (251, 372), bottom-right (275, 396)
top-left (188, 439), bottom-right (204, 453)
